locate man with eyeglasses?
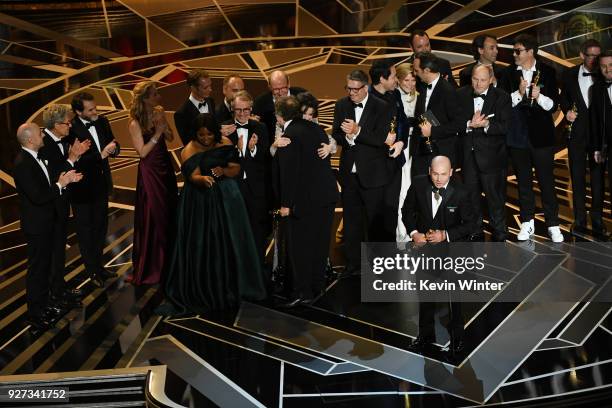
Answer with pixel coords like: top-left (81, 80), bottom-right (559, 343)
top-left (253, 70), bottom-right (306, 140)
top-left (332, 69), bottom-right (393, 276)
top-left (215, 73), bottom-right (246, 124)
top-left (174, 69), bottom-right (215, 146)
top-left (70, 92), bottom-right (120, 287)
top-left (459, 34), bottom-right (505, 87)
top-left (224, 91), bottom-right (270, 264)
top-left (498, 33), bottom-right (564, 243)
top-left (38, 104), bottom-right (90, 313)
top-left (591, 50), bottom-right (612, 240)
top-left (560, 39), bottom-right (607, 239)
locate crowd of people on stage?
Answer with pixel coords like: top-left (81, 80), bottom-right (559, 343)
top-left (12, 30), bottom-right (612, 334)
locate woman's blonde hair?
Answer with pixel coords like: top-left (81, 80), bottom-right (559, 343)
top-left (129, 81), bottom-right (157, 131)
top-left (396, 63), bottom-right (415, 81)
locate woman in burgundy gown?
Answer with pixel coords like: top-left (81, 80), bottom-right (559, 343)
top-left (129, 81), bottom-right (178, 285)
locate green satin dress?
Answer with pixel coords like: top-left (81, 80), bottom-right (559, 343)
top-left (162, 145), bottom-right (267, 314)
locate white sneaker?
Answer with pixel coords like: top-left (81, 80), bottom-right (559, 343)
top-left (517, 220), bottom-right (534, 241)
top-left (547, 226), bottom-right (564, 243)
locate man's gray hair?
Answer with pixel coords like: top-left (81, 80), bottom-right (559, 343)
top-left (42, 104), bottom-right (71, 129)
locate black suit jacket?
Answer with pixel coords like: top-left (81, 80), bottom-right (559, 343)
top-left (174, 96), bottom-right (215, 146)
top-left (412, 77), bottom-right (460, 163)
top-left (13, 150), bottom-right (61, 235)
top-left (560, 65), bottom-right (597, 144)
top-left (455, 85), bottom-right (511, 173)
top-left (253, 87), bottom-right (306, 137)
top-left (498, 61), bottom-right (559, 148)
top-left (224, 119), bottom-right (270, 198)
top-left (401, 175), bottom-right (476, 242)
top-left (459, 62), bottom-right (505, 87)
top-left (39, 130), bottom-right (73, 217)
top-left (332, 94), bottom-right (392, 189)
top-left (278, 118), bottom-right (338, 217)
top-left (69, 115), bottom-right (117, 203)
top-left (589, 80), bottom-right (612, 153)
top-left (215, 100), bottom-right (233, 125)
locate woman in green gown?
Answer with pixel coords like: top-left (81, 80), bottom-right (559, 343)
top-left (161, 113), bottom-right (267, 314)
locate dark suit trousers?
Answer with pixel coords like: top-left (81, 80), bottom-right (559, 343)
top-left (343, 174), bottom-right (387, 272)
top-left (25, 233), bottom-right (51, 317)
top-left (383, 160), bottom-right (403, 238)
top-left (462, 151), bottom-right (507, 238)
top-left (287, 205), bottom-right (334, 298)
top-left (238, 180), bottom-right (268, 265)
top-left (567, 137), bottom-right (604, 225)
top-left (418, 301), bottom-right (464, 343)
top-left (72, 197), bottom-right (108, 276)
top-left (50, 213), bottom-right (68, 295)
top-left (509, 145), bottom-right (559, 226)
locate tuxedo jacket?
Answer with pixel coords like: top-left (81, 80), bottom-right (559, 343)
top-left (39, 130), bottom-right (73, 217)
top-left (589, 80), bottom-right (612, 153)
top-left (253, 87), bottom-right (306, 137)
top-left (332, 94), bottom-right (393, 189)
top-left (13, 150), bottom-right (61, 235)
top-left (411, 77), bottom-right (460, 163)
top-left (69, 115), bottom-right (118, 203)
top-left (560, 65), bottom-right (598, 144)
top-left (215, 100), bottom-right (233, 125)
top-left (401, 175), bottom-right (476, 242)
top-left (174, 96), bottom-right (215, 146)
top-left (455, 85), bottom-right (511, 173)
top-left (459, 62), bottom-right (505, 87)
top-left (223, 118), bottom-right (270, 198)
top-left (278, 118), bottom-right (338, 217)
top-left (498, 61), bottom-right (559, 148)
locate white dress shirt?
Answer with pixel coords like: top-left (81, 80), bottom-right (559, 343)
top-left (236, 121), bottom-right (257, 179)
top-left (22, 147), bottom-right (63, 194)
top-left (189, 94), bottom-right (209, 113)
top-left (578, 65), bottom-right (594, 108)
top-left (44, 129), bottom-right (75, 167)
top-left (347, 93), bottom-right (368, 173)
top-left (511, 62), bottom-right (554, 110)
top-left (425, 74), bottom-right (441, 110)
top-left (80, 117), bottom-right (101, 152)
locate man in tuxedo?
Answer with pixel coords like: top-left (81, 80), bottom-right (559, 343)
top-left (332, 69), bottom-right (392, 274)
top-left (408, 29), bottom-right (457, 87)
top-left (591, 50), bottom-right (612, 231)
top-left (456, 65), bottom-right (511, 241)
top-left (223, 91), bottom-right (270, 264)
top-left (276, 96), bottom-right (338, 305)
top-left (402, 156), bottom-right (476, 356)
top-left (215, 74), bottom-right (245, 124)
top-left (174, 69), bottom-right (215, 146)
top-left (253, 70), bottom-right (306, 139)
top-left (13, 123), bottom-right (82, 332)
top-left (498, 33), bottom-right (564, 242)
top-left (459, 34), bottom-right (505, 87)
top-left (560, 39), bottom-right (606, 238)
top-left (70, 92), bottom-right (120, 287)
top-left (39, 104), bottom-right (90, 307)
top-left (412, 52), bottom-right (460, 176)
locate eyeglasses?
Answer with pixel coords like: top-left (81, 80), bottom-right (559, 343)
top-left (513, 48), bottom-right (527, 55)
top-left (271, 86), bottom-right (288, 93)
top-left (234, 108), bottom-right (252, 113)
top-left (345, 85), bottom-right (366, 93)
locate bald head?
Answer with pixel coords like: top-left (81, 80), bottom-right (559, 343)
top-left (429, 155), bottom-right (452, 188)
top-left (269, 70), bottom-right (290, 98)
top-left (472, 64), bottom-right (493, 94)
top-left (16, 122), bottom-right (43, 150)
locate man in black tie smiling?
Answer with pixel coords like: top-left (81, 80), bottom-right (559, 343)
top-left (174, 69), bottom-right (215, 146)
top-left (332, 69), bottom-right (393, 275)
top-left (223, 91), bottom-right (270, 264)
top-left (456, 65), bottom-right (511, 241)
top-left (39, 104), bottom-right (90, 306)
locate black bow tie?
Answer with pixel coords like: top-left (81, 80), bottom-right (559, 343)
top-left (55, 139), bottom-right (63, 144)
top-left (353, 102), bottom-right (363, 109)
top-left (198, 101), bottom-right (207, 109)
top-left (426, 83), bottom-right (433, 89)
top-left (432, 186), bottom-right (445, 200)
top-left (235, 122), bottom-right (248, 129)
top-left (582, 72), bottom-right (594, 77)
top-left (473, 93), bottom-right (486, 99)
top-left (606, 81), bottom-right (612, 88)
top-left (85, 121), bottom-right (95, 129)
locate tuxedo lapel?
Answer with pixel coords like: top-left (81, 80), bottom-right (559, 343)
top-left (358, 98), bottom-right (374, 126)
top-left (480, 88), bottom-right (495, 116)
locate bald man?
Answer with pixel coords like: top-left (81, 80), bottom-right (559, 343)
top-left (13, 123), bottom-right (82, 332)
top-left (253, 70), bottom-right (306, 138)
top-left (216, 74), bottom-right (246, 124)
top-left (401, 155), bottom-right (476, 357)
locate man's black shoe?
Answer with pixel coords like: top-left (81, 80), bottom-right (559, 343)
top-left (407, 336), bottom-right (436, 353)
top-left (90, 275), bottom-right (104, 288)
top-left (98, 268), bottom-right (118, 280)
top-left (50, 294), bottom-right (81, 309)
top-left (571, 223), bottom-right (589, 236)
top-left (279, 297), bottom-right (311, 308)
top-left (26, 315), bottom-right (52, 333)
top-left (64, 287), bottom-right (83, 299)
